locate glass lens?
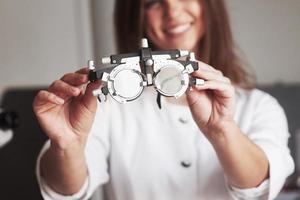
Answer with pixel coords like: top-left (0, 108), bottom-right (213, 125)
top-left (155, 66), bottom-right (182, 95)
top-left (113, 69), bottom-right (142, 99)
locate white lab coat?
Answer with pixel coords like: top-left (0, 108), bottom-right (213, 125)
top-left (36, 87), bottom-right (294, 200)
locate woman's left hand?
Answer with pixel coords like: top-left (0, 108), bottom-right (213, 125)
top-left (186, 60), bottom-right (236, 139)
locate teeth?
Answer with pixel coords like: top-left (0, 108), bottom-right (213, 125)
top-left (167, 23), bottom-right (191, 34)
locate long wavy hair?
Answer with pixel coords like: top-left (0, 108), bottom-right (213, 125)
top-left (114, 0), bottom-right (255, 88)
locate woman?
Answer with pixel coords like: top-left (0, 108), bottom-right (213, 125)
top-left (33, 0), bottom-right (294, 199)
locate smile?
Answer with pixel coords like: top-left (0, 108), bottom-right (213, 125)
top-left (165, 23), bottom-right (192, 35)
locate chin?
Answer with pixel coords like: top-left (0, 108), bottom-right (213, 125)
top-left (166, 40), bottom-right (196, 51)
top-left (163, 34), bottom-right (198, 51)
top-left (150, 34), bottom-right (198, 51)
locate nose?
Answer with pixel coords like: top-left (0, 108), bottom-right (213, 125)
top-left (164, 0), bottom-right (182, 20)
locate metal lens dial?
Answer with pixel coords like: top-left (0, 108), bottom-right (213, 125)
top-left (154, 60), bottom-right (189, 98)
top-left (155, 66), bottom-right (182, 95)
top-left (114, 69), bottom-right (142, 98)
top-left (108, 66), bottom-right (144, 103)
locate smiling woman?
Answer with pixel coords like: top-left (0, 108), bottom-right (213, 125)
top-left (144, 0), bottom-right (204, 53)
top-left (33, 0), bottom-right (294, 200)
top-left (115, 0), bottom-right (255, 89)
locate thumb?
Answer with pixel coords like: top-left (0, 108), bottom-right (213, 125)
top-left (186, 88), bottom-right (210, 108)
top-left (186, 88), bottom-right (200, 107)
top-left (81, 80), bottom-right (102, 112)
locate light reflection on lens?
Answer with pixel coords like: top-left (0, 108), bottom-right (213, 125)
top-left (155, 66), bottom-right (182, 95)
top-left (113, 69), bottom-right (143, 99)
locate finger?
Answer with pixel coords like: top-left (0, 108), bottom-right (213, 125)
top-left (196, 60), bottom-right (223, 75)
top-left (193, 80), bottom-right (234, 97)
top-left (186, 88), bottom-right (207, 106)
top-left (33, 90), bottom-right (64, 109)
top-left (75, 67), bottom-right (89, 74)
top-left (61, 73), bottom-right (89, 86)
top-left (81, 80), bottom-right (102, 112)
top-left (192, 69), bottom-right (231, 83)
top-left (48, 79), bottom-right (81, 97)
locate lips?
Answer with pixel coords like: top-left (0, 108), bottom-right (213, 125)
top-left (164, 22), bottom-right (192, 35)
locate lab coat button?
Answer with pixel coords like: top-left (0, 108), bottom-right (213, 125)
top-left (181, 160), bottom-right (191, 168)
top-left (179, 117), bottom-right (188, 124)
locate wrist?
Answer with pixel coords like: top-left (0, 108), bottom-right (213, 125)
top-left (204, 119), bottom-right (239, 147)
top-left (41, 140), bottom-right (88, 195)
top-left (49, 140), bottom-right (86, 158)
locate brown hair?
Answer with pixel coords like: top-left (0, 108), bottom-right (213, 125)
top-left (114, 0), bottom-right (255, 88)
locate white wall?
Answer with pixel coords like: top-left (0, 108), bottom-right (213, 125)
top-left (227, 0), bottom-right (300, 84)
top-left (90, 0), bottom-right (116, 60)
top-left (0, 0), bottom-right (94, 89)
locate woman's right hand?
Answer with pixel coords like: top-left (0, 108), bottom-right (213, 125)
top-left (33, 68), bottom-right (102, 151)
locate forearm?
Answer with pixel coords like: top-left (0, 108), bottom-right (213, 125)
top-left (208, 121), bottom-right (269, 189)
top-left (40, 142), bottom-right (88, 195)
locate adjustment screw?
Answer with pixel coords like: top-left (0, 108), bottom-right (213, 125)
top-left (88, 60), bottom-right (95, 70)
top-left (141, 38), bottom-right (149, 48)
top-left (145, 59), bottom-right (153, 67)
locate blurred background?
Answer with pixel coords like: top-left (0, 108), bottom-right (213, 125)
top-left (0, 0), bottom-right (299, 199)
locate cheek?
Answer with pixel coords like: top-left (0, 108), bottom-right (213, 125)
top-left (145, 11), bottom-right (163, 38)
top-left (188, 1), bottom-right (205, 37)
top-left (189, 1), bottom-right (204, 23)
